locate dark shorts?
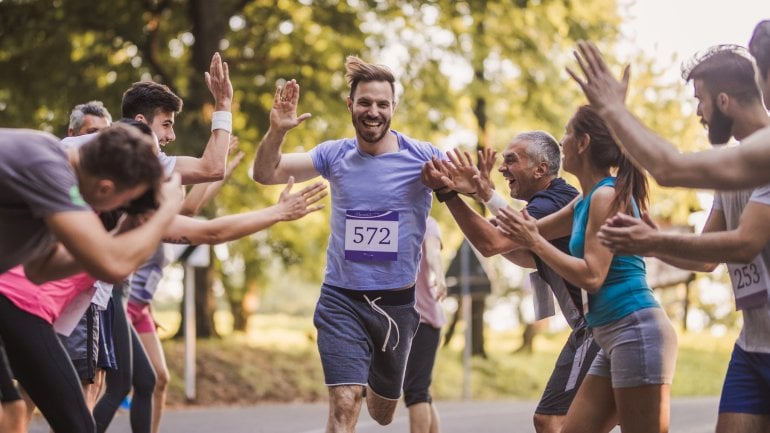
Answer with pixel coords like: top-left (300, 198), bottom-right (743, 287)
top-left (403, 323), bottom-right (440, 407)
top-left (314, 284), bottom-right (420, 400)
top-left (97, 299), bottom-right (117, 370)
top-left (536, 325), bottom-right (600, 415)
top-left (58, 303), bottom-right (99, 383)
top-left (719, 344), bottom-right (770, 414)
top-left (0, 339), bottom-right (21, 402)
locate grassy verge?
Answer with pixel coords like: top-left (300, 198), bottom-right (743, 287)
top-left (159, 313), bottom-right (734, 406)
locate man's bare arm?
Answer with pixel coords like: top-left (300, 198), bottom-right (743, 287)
top-left (25, 175), bottom-right (184, 284)
top-left (252, 79), bottom-right (318, 185)
top-left (174, 52), bottom-right (233, 184)
top-left (569, 41), bottom-right (770, 190)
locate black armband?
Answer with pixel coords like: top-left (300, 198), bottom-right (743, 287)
top-left (434, 188), bottom-right (458, 203)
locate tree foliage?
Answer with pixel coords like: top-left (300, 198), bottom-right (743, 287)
top-left (0, 0), bottom-right (708, 334)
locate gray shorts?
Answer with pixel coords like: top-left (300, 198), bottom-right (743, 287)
top-left (314, 284), bottom-right (420, 400)
top-left (588, 307), bottom-right (678, 388)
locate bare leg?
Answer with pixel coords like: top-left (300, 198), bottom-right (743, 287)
top-left (366, 385), bottom-right (398, 425)
top-left (716, 413), bottom-right (770, 433)
top-left (614, 384), bottom-right (670, 433)
top-left (533, 413), bottom-right (566, 433)
top-left (326, 385), bottom-right (364, 433)
top-left (562, 375), bottom-right (618, 433)
top-left (138, 331), bottom-right (168, 433)
top-left (408, 402), bottom-right (441, 433)
top-left (0, 400), bottom-right (29, 433)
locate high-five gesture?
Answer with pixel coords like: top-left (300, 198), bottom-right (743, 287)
top-left (275, 176), bottom-right (328, 221)
top-left (566, 41), bottom-right (630, 113)
top-left (205, 52), bottom-right (233, 111)
top-left (270, 79), bottom-right (312, 133)
top-left (438, 148), bottom-right (481, 195)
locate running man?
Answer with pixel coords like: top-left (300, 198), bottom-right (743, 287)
top-left (251, 56), bottom-right (444, 433)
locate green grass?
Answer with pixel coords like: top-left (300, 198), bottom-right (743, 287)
top-left (159, 313), bottom-right (735, 406)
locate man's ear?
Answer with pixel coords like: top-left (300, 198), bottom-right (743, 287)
top-left (134, 114), bottom-right (147, 124)
top-left (346, 97), bottom-right (353, 112)
top-left (96, 179), bottom-right (116, 196)
top-left (716, 92), bottom-right (731, 113)
top-left (533, 161), bottom-right (549, 179)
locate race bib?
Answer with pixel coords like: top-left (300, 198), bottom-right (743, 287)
top-left (344, 210), bottom-right (399, 261)
top-left (530, 271), bottom-right (555, 320)
top-left (727, 257), bottom-right (770, 310)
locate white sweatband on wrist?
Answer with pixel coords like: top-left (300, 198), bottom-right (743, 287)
top-left (484, 190), bottom-right (509, 216)
top-left (211, 111), bottom-right (232, 133)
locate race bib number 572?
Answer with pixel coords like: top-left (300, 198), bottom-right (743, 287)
top-left (344, 210), bottom-right (399, 261)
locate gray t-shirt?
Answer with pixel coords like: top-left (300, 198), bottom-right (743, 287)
top-left (713, 184), bottom-right (770, 353)
top-left (0, 128), bottom-right (90, 273)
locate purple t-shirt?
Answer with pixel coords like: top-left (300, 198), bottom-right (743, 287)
top-left (0, 128), bottom-right (90, 273)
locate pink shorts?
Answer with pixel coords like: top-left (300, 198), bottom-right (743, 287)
top-left (126, 301), bottom-right (156, 334)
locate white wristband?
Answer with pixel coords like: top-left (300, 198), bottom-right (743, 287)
top-left (211, 111), bottom-right (232, 133)
top-left (484, 190), bottom-right (509, 216)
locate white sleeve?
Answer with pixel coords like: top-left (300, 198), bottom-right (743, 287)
top-left (749, 183), bottom-right (770, 206)
top-left (157, 151), bottom-right (177, 176)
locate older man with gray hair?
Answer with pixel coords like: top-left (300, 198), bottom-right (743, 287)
top-left (423, 130), bottom-right (600, 433)
top-left (68, 101), bottom-right (113, 137)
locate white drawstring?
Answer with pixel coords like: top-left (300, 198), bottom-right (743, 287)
top-left (364, 295), bottom-right (401, 352)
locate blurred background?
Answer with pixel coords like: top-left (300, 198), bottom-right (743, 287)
top-left (1, 0), bottom-right (763, 405)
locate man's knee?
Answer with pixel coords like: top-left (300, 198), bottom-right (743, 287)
top-left (366, 387), bottom-right (398, 426)
top-left (329, 385), bottom-right (364, 422)
top-left (533, 412), bottom-right (565, 433)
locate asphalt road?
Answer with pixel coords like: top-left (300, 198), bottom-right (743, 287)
top-left (30, 396), bottom-right (719, 432)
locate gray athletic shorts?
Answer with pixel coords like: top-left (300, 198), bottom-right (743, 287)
top-left (314, 284), bottom-right (420, 400)
top-left (588, 307), bottom-right (678, 388)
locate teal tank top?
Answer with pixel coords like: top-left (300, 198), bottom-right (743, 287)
top-left (568, 177), bottom-right (659, 327)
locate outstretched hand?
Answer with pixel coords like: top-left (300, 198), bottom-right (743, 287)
top-left (276, 176), bottom-right (328, 221)
top-left (566, 41), bottom-right (630, 112)
top-left (438, 148), bottom-right (480, 195)
top-left (597, 211), bottom-right (658, 255)
top-left (474, 147), bottom-right (498, 201)
top-left (270, 79), bottom-right (312, 133)
top-left (495, 207), bottom-right (539, 248)
top-left (421, 158), bottom-right (449, 190)
top-left (205, 52), bottom-right (233, 111)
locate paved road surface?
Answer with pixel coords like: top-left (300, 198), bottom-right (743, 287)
top-left (30, 397), bottom-right (718, 432)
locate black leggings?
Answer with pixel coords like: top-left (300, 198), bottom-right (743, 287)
top-left (0, 294), bottom-right (95, 432)
top-left (93, 284), bottom-right (155, 433)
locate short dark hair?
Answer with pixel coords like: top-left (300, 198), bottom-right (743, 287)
top-left (514, 130), bottom-right (561, 176)
top-left (69, 101), bottom-right (112, 131)
top-left (79, 123), bottom-right (163, 192)
top-left (121, 81), bottom-right (183, 121)
top-left (682, 45), bottom-right (761, 104)
top-left (345, 55), bottom-right (396, 100)
top-left (749, 20), bottom-right (770, 80)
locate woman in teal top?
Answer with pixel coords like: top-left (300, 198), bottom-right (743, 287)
top-left (496, 105), bottom-right (678, 433)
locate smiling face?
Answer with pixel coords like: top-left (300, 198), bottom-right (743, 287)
top-left (347, 81), bottom-right (394, 145)
top-left (144, 110), bottom-right (176, 146)
top-left (499, 139), bottom-right (542, 201)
